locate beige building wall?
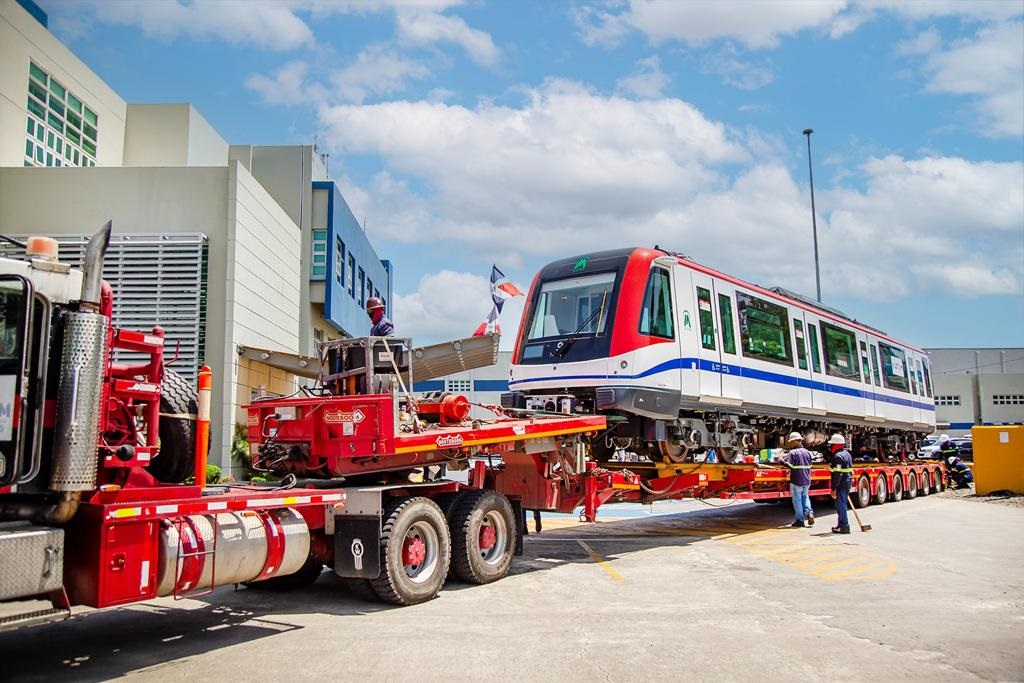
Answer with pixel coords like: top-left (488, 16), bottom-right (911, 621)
top-left (0, 0), bottom-right (126, 167)
top-left (931, 374), bottom-right (977, 435)
top-left (122, 104), bottom-right (229, 168)
top-left (978, 375), bottom-right (1024, 425)
top-left (0, 162), bottom-right (302, 473)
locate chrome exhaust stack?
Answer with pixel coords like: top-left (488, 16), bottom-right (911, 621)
top-left (49, 222), bottom-right (112, 503)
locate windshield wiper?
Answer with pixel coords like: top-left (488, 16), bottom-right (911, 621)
top-left (555, 293), bottom-right (607, 359)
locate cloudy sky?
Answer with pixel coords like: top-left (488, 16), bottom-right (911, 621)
top-left (41, 0), bottom-right (1024, 348)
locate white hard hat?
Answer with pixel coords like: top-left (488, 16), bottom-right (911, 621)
top-left (939, 433), bottom-right (949, 442)
top-left (787, 431), bottom-right (804, 443)
top-left (828, 433), bottom-right (846, 446)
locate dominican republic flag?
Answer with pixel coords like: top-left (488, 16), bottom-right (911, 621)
top-left (474, 265), bottom-right (524, 336)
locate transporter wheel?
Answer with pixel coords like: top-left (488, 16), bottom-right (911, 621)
top-left (920, 470), bottom-right (931, 496)
top-left (152, 369), bottom-right (199, 483)
top-left (891, 474), bottom-right (904, 502)
top-left (245, 556), bottom-right (323, 591)
top-left (369, 497), bottom-right (450, 605)
top-left (932, 468), bottom-right (944, 492)
top-left (449, 490), bottom-right (516, 585)
top-left (873, 475), bottom-right (888, 506)
top-left (852, 476), bottom-right (871, 509)
top-left (906, 472), bottom-right (918, 499)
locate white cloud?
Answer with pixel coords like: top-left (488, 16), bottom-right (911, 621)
top-left (700, 44), bottom-right (775, 90)
top-left (577, 0), bottom-right (847, 49)
top-left (395, 7), bottom-right (501, 67)
top-left (331, 45), bottom-right (431, 104)
top-left (246, 61), bottom-right (327, 106)
top-left (920, 21), bottom-right (1024, 137)
top-left (54, 0), bottom-right (315, 50)
top-left (616, 56), bottom-right (670, 98)
top-left (896, 27), bottom-right (942, 56)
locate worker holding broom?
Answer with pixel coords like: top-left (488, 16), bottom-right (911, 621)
top-left (828, 434), bottom-right (854, 534)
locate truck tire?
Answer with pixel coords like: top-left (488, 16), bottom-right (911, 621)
top-left (873, 475), bottom-right (887, 506)
top-left (449, 490), bottom-right (516, 585)
top-left (369, 497), bottom-right (450, 605)
top-left (245, 557), bottom-right (323, 591)
top-left (152, 369), bottom-right (199, 483)
top-left (852, 475), bottom-right (871, 509)
top-left (920, 471), bottom-right (931, 495)
top-left (891, 474), bottom-right (903, 502)
top-left (906, 472), bottom-right (918, 499)
top-left (932, 468), bottom-right (944, 492)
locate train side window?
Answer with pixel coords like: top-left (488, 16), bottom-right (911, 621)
top-left (718, 293), bottom-right (736, 354)
top-left (859, 341), bottom-right (870, 384)
top-left (909, 357), bottom-right (919, 395)
top-left (821, 321), bottom-right (860, 380)
top-left (639, 268), bottom-right (674, 339)
top-left (793, 320), bottom-right (808, 370)
top-left (922, 358), bottom-right (933, 397)
top-left (807, 323), bottom-right (821, 373)
top-left (736, 291), bottom-right (792, 366)
top-left (869, 344), bottom-right (881, 386)
top-left (878, 342), bottom-right (909, 393)
top-left (696, 287), bottom-right (715, 350)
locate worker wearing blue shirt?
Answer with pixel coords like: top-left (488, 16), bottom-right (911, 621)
top-left (828, 433), bottom-right (854, 534)
top-left (783, 431), bottom-right (815, 527)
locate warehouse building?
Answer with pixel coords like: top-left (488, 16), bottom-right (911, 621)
top-left (926, 348), bottom-right (1024, 436)
top-left (0, 0), bottom-right (392, 473)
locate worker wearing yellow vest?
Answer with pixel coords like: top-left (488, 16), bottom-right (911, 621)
top-left (782, 431), bottom-right (815, 527)
top-left (828, 433), bottom-right (854, 534)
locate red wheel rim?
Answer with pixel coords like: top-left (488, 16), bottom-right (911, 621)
top-left (479, 524), bottom-right (497, 551)
top-left (403, 536), bottom-right (426, 567)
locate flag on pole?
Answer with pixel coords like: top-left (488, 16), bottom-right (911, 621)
top-left (474, 265), bottom-right (525, 336)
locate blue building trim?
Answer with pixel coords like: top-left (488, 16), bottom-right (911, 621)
top-left (315, 181), bottom-right (392, 337)
top-left (412, 380), bottom-right (445, 392)
top-left (474, 380), bottom-right (510, 392)
top-left (510, 357), bottom-right (936, 412)
top-left (16, 0), bottom-right (47, 27)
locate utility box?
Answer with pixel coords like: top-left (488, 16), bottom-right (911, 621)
top-left (972, 426), bottom-right (1024, 495)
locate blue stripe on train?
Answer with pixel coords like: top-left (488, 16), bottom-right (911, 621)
top-left (509, 357), bottom-right (936, 413)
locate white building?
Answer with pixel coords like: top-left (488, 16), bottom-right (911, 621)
top-left (0, 0), bottom-right (393, 474)
top-left (926, 348), bottom-right (1024, 436)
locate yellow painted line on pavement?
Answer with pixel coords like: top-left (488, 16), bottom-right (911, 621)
top-left (820, 560), bottom-right (895, 581)
top-left (577, 540), bottom-right (624, 584)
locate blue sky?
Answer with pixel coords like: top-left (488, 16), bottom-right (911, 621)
top-left (39, 0), bottom-right (1024, 348)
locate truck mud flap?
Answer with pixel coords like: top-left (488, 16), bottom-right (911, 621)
top-left (333, 517), bottom-right (381, 579)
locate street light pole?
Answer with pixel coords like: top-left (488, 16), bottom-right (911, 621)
top-left (803, 128), bottom-right (821, 302)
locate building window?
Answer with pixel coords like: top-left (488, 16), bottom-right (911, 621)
top-left (347, 254), bottom-right (355, 296)
top-left (357, 267), bottom-right (365, 306)
top-left (335, 237), bottom-right (345, 285)
top-left (993, 394), bottom-right (1024, 405)
top-left (446, 379), bottom-right (472, 393)
top-left (24, 62), bottom-right (97, 168)
top-left (935, 395), bottom-right (961, 406)
top-left (310, 229), bottom-right (327, 278)
top-left (737, 291), bottom-right (791, 365)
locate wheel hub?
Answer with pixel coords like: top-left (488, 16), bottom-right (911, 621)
top-left (403, 536), bottom-right (426, 567)
top-left (479, 524), bottom-right (497, 551)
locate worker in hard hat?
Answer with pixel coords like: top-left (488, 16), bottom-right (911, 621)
top-left (783, 432), bottom-right (815, 528)
top-left (828, 433), bottom-right (853, 534)
top-left (366, 297), bottom-right (394, 337)
top-left (937, 434), bottom-right (958, 462)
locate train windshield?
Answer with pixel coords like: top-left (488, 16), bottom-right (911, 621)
top-left (520, 272), bottom-right (617, 363)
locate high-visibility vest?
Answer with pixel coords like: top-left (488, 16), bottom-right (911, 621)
top-left (829, 466), bottom-right (854, 473)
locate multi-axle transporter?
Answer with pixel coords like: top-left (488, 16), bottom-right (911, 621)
top-left (1, 226), bottom-right (944, 631)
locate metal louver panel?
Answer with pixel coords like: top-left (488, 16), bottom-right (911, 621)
top-left (1, 234), bottom-right (209, 379)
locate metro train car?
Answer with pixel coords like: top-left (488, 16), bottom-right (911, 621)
top-left (505, 247), bottom-right (936, 463)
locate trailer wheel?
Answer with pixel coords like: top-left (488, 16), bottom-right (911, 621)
top-left (920, 470), bottom-right (931, 496)
top-left (369, 497), bottom-right (450, 605)
top-left (852, 476), bottom-right (871, 509)
top-left (891, 474), bottom-right (904, 502)
top-left (449, 490), bottom-right (516, 585)
top-left (152, 369), bottom-right (199, 483)
top-left (932, 468), bottom-right (944, 492)
top-left (245, 557), bottom-right (323, 591)
top-left (873, 475), bottom-right (887, 506)
top-left (906, 472), bottom-right (918, 499)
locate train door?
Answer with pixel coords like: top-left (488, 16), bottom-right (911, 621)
top-left (713, 284), bottom-right (742, 400)
top-left (670, 265), bottom-right (700, 400)
top-left (689, 271), bottom-right (723, 400)
top-left (791, 313), bottom-right (814, 411)
top-left (804, 318), bottom-right (827, 411)
top-left (858, 334), bottom-right (877, 419)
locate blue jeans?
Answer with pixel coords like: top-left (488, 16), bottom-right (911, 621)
top-left (790, 484), bottom-right (812, 522)
top-left (834, 478), bottom-right (852, 529)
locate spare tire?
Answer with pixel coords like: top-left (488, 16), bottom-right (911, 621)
top-left (150, 369), bottom-right (199, 483)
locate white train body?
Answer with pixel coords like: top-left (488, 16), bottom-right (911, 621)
top-left (507, 248), bottom-right (935, 460)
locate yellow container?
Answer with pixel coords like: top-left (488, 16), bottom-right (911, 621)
top-left (972, 426), bottom-right (1024, 495)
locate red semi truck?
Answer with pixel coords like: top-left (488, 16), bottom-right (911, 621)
top-left (0, 225), bottom-right (943, 630)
